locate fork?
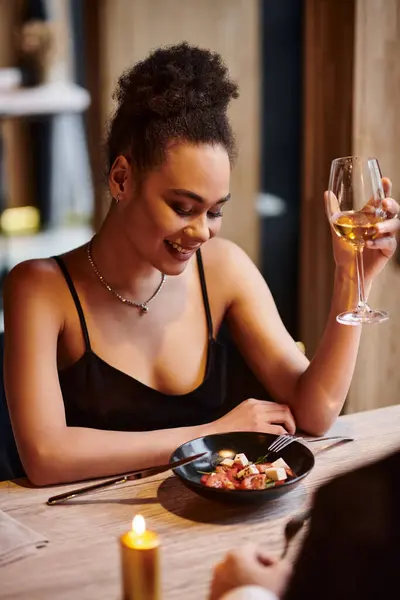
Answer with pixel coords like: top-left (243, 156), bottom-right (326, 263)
top-left (281, 508), bottom-right (311, 558)
top-left (267, 434), bottom-right (354, 455)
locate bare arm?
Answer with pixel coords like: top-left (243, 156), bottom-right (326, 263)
top-left (17, 423), bottom-right (210, 487)
top-left (3, 261), bottom-right (211, 486)
top-left (211, 240), bottom-right (362, 436)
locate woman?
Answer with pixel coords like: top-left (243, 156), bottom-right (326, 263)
top-left (3, 43), bottom-right (399, 485)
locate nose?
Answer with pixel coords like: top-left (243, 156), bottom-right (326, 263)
top-left (185, 214), bottom-right (211, 243)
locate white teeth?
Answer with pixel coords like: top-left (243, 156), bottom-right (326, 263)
top-left (166, 240), bottom-right (192, 254)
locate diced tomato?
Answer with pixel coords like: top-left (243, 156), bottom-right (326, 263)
top-left (200, 474), bottom-right (209, 485)
top-left (257, 463), bottom-right (273, 473)
top-left (226, 467), bottom-right (239, 483)
top-left (223, 480), bottom-right (235, 490)
top-left (205, 473), bottom-right (225, 488)
top-left (274, 480), bottom-right (285, 486)
top-left (240, 477), bottom-right (254, 490)
top-left (251, 474), bottom-right (267, 489)
top-left (206, 472), bottom-right (235, 490)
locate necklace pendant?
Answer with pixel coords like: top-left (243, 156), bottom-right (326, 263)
top-left (87, 239), bottom-right (166, 311)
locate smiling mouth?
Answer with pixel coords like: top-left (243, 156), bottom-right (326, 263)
top-left (165, 240), bottom-right (199, 254)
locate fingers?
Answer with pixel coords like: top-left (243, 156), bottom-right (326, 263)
top-left (266, 407), bottom-right (296, 435)
top-left (256, 547), bottom-right (279, 567)
top-left (374, 217), bottom-right (400, 236)
top-left (209, 562), bottom-right (230, 600)
top-left (382, 197), bottom-right (399, 218)
top-left (366, 192), bottom-right (399, 258)
top-left (366, 235), bottom-right (397, 257)
top-left (246, 399), bottom-right (296, 435)
top-left (229, 543), bottom-right (260, 563)
top-left (212, 545), bottom-right (292, 599)
top-left (382, 177), bottom-right (392, 197)
top-left (264, 424), bottom-right (289, 436)
top-left (227, 545), bottom-right (277, 576)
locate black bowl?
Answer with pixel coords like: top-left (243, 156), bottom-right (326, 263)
top-left (170, 432), bottom-right (315, 504)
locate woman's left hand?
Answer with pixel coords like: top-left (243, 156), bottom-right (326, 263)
top-left (325, 178), bottom-right (400, 284)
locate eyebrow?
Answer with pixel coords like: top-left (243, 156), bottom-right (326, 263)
top-left (170, 189), bottom-right (231, 204)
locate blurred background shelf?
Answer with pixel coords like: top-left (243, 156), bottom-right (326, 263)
top-left (0, 67), bottom-right (22, 91)
top-left (0, 80), bottom-right (90, 117)
top-left (1, 223), bottom-right (92, 268)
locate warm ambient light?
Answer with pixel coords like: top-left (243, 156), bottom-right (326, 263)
top-left (218, 449), bottom-right (236, 459)
top-left (132, 514), bottom-right (146, 536)
top-left (0, 206), bottom-right (40, 235)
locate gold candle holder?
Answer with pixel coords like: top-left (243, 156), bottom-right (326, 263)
top-left (120, 515), bottom-right (161, 600)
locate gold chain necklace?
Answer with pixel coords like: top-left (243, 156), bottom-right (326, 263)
top-left (86, 239), bottom-right (166, 314)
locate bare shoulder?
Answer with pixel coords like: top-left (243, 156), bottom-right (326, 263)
top-left (2, 257), bottom-right (74, 329)
top-left (3, 245), bottom-right (84, 301)
top-left (3, 257), bottom-right (63, 299)
top-left (199, 237), bottom-right (267, 310)
top-left (200, 236), bottom-right (255, 277)
top-left (201, 236), bottom-right (264, 289)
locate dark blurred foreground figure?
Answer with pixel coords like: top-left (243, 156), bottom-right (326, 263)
top-left (212, 449), bottom-right (400, 600)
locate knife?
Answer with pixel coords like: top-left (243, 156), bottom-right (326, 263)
top-left (47, 452), bottom-right (206, 505)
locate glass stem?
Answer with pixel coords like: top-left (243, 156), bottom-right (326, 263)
top-left (355, 246), bottom-right (368, 312)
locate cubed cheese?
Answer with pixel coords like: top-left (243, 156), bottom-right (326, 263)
top-left (237, 464), bottom-right (259, 479)
top-left (233, 453), bottom-right (249, 468)
top-left (220, 458), bottom-right (235, 467)
top-left (271, 458), bottom-right (290, 470)
top-left (265, 467), bottom-right (287, 481)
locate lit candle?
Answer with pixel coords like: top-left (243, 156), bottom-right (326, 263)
top-left (120, 515), bottom-right (161, 600)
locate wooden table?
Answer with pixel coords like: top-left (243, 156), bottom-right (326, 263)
top-left (1, 405), bottom-right (399, 600)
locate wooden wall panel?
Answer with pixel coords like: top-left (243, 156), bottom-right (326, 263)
top-left (300, 0), bottom-right (355, 356)
top-left (301, 0), bottom-right (400, 412)
top-left (348, 0), bottom-right (400, 412)
top-left (0, 0), bottom-right (19, 68)
top-left (83, 0), bottom-right (102, 229)
top-left (97, 0), bottom-right (260, 262)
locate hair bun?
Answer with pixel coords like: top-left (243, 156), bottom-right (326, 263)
top-left (113, 42), bottom-right (239, 118)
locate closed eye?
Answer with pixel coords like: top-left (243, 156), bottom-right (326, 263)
top-left (172, 206), bottom-right (223, 219)
top-left (173, 206), bottom-right (193, 216)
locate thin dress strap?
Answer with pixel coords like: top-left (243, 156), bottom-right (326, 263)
top-left (196, 249), bottom-right (213, 341)
top-left (53, 256), bottom-right (91, 352)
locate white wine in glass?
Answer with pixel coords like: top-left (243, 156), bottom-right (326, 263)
top-left (327, 156), bottom-right (389, 325)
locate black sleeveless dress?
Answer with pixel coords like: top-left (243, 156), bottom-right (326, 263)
top-left (54, 250), bottom-right (271, 432)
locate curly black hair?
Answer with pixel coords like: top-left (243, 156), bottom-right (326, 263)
top-left (106, 42), bottom-right (239, 176)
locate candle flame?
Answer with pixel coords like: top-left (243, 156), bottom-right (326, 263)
top-left (132, 514), bottom-right (146, 536)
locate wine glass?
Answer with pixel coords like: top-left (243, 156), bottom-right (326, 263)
top-left (326, 156), bottom-right (389, 325)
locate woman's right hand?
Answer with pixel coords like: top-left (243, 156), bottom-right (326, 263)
top-left (212, 399), bottom-right (296, 436)
top-left (209, 544), bottom-right (292, 600)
